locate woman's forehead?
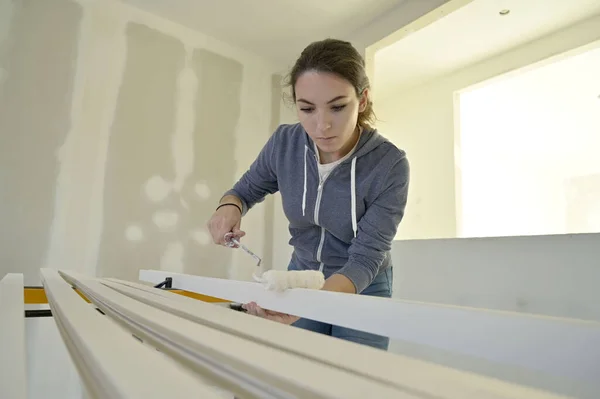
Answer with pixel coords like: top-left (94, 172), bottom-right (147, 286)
top-left (295, 71), bottom-right (355, 102)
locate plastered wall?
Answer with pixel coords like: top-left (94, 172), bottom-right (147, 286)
top-left (0, 0), bottom-right (283, 285)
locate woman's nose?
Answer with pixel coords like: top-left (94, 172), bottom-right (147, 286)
top-left (317, 115), bottom-right (332, 131)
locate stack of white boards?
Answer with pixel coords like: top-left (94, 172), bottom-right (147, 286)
top-left (2, 269), bottom-right (599, 398)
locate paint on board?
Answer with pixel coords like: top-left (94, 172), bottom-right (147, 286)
top-left (0, 0), bottom-right (82, 284)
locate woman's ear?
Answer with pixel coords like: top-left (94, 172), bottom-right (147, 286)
top-left (358, 88), bottom-right (369, 112)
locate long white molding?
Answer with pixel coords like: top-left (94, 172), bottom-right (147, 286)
top-left (60, 270), bottom-right (414, 398)
top-left (0, 274), bottom-right (27, 399)
top-left (139, 269), bottom-right (600, 384)
top-left (40, 269), bottom-right (221, 398)
top-left (103, 276), bottom-right (570, 399)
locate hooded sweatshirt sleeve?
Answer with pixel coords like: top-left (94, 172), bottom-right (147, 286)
top-left (221, 130), bottom-right (279, 215)
top-left (335, 154), bottom-right (410, 293)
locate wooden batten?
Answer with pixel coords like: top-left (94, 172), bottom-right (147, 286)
top-left (0, 274), bottom-right (27, 399)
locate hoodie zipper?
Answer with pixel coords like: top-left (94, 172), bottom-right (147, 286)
top-left (315, 182), bottom-right (326, 272)
top-left (314, 160), bottom-right (336, 273)
top-left (309, 130), bottom-right (362, 273)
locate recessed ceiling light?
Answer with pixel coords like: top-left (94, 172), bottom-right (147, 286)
top-left (499, 9), bottom-right (510, 15)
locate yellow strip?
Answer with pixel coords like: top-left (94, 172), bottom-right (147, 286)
top-left (170, 289), bottom-right (229, 303)
top-left (24, 287), bottom-right (227, 304)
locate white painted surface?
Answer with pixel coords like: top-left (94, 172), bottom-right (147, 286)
top-left (373, 13), bottom-right (600, 241)
top-left (138, 269), bottom-right (600, 386)
top-left (391, 233), bottom-right (600, 322)
top-left (26, 316), bottom-right (84, 399)
top-left (66, 272), bottom-right (410, 398)
top-left (388, 233), bottom-right (600, 398)
top-left (0, 274), bottom-right (27, 399)
top-left (102, 277), bottom-right (575, 399)
top-left (41, 268), bottom-right (219, 398)
top-left (374, 0), bottom-right (600, 98)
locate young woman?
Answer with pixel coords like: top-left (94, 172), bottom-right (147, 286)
top-left (207, 38), bottom-right (409, 350)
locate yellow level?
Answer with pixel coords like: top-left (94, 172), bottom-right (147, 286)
top-left (24, 287), bottom-right (228, 304)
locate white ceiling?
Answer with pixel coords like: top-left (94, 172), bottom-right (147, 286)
top-left (117, 0), bottom-right (436, 68)
top-left (374, 0), bottom-right (600, 95)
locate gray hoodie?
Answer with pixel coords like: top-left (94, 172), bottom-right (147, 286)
top-left (223, 123), bottom-right (409, 293)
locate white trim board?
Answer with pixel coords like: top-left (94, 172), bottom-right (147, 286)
top-left (139, 269), bottom-right (600, 384)
top-left (40, 269), bottom-right (221, 398)
top-left (0, 273), bottom-right (27, 399)
top-left (61, 270), bottom-right (416, 398)
top-left (102, 276), bottom-right (571, 399)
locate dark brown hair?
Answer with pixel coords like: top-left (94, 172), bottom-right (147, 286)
top-left (284, 38), bottom-right (376, 129)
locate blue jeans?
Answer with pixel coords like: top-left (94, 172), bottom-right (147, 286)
top-left (288, 261), bottom-right (393, 351)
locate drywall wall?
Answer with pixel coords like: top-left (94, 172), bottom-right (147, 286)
top-left (374, 13), bottom-right (600, 240)
top-left (389, 233), bottom-right (600, 398)
top-left (0, 0), bottom-right (281, 285)
top-left (0, 0), bottom-right (82, 285)
top-left (0, 1), bottom-right (281, 397)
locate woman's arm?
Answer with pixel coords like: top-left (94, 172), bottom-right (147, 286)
top-left (209, 129), bottom-right (281, 244)
top-left (334, 155), bottom-right (410, 293)
top-left (222, 128), bottom-right (281, 215)
top-left (322, 274), bottom-right (356, 293)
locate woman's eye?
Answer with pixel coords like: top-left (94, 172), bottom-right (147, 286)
top-left (300, 108), bottom-right (314, 113)
top-left (331, 105), bottom-right (347, 112)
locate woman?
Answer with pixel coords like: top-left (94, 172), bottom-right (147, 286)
top-left (207, 38), bottom-right (409, 351)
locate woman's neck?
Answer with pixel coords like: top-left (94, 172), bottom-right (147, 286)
top-left (319, 126), bottom-right (361, 164)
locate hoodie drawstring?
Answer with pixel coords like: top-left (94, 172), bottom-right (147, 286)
top-left (302, 145), bottom-right (358, 238)
top-left (351, 157), bottom-right (357, 238)
top-left (302, 145), bottom-right (308, 217)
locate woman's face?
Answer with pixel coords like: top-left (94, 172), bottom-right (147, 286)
top-left (294, 71), bottom-right (367, 158)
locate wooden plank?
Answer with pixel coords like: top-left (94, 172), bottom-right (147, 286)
top-left (40, 268), bottom-right (222, 398)
top-left (102, 276), bottom-right (571, 399)
top-left (139, 269), bottom-right (600, 384)
top-left (60, 270), bottom-right (419, 398)
top-left (0, 274), bottom-right (27, 399)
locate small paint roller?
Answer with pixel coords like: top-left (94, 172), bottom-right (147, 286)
top-left (224, 233), bottom-right (324, 292)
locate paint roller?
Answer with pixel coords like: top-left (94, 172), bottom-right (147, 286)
top-left (224, 233), bottom-right (324, 292)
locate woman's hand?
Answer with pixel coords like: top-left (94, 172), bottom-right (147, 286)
top-left (207, 196), bottom-right (245, 245)
top-left (243, 302), bottom-right (300, 325)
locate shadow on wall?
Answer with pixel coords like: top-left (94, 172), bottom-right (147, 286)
top-left (96, 23), bottom-right (243, 281)
top-left (0, 0), bottom-right (82, 284)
